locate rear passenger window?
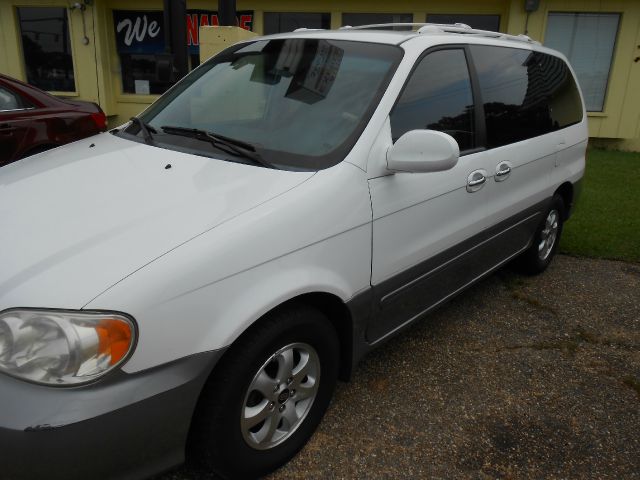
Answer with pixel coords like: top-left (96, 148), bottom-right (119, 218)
top-left (470, 45), bottom-right (583, 148)
top-left (391, 49), bottom-right (475, 151)
top-left (538, 53), bottom-right (583, 130)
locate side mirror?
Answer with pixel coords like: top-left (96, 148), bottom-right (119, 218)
top-left (387, 130), bottom-right (460, 173)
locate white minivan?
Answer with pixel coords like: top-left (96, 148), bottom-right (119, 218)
top-left (0, 23), bottom-right (586, 480)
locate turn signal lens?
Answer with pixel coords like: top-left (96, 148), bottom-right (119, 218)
top-left (96, 319), bottom-right (132, 366)
top-left (0, 309), bottom-right (136, 386)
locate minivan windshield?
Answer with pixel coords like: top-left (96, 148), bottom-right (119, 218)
top-left (129, 39), bottom-right (402, 170)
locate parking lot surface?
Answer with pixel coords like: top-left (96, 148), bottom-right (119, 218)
top-left (158, 255), bottom-right (640, 479)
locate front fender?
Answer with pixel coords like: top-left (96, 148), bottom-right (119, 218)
top-left (86, 163), bottom-right (372, 373)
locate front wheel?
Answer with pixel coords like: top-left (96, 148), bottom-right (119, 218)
top-left (517, 194), bottom-right (565, 275)
top-left (190, 305), bottom-right (339, 479)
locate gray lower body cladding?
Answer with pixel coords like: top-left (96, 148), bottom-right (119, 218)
top-left (0, 349), bottom-right (225, 480)
top-left (346, 195), bottom-right (555, 373)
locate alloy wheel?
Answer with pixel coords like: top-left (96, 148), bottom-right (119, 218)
top-left (538, 209), bottom-right (559, 261)
top-left (241, 342), bottom-right (320, 450)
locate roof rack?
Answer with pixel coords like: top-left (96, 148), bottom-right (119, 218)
top-left (340, 22), bottom-right (467, 30)
top-left (339, 22), bottom-right (539, 45)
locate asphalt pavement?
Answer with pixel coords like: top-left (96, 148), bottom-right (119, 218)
top-left (158, 255), bottom-right (640, 479)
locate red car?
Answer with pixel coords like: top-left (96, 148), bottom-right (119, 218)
top-left (0, 74), bottom-right (107, 166)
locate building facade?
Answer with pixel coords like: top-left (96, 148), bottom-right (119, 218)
top-left (1, 0), bottom-right (639, 150)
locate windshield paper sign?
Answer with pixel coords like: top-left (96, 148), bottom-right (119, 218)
top-left (114, 10), bottom-right (253, 54)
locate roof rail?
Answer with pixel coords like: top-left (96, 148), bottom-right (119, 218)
top-left (418, 24), bottom-right (539, 44)
top-left (339, 22), bottom-right (539, 45)
top-left (339, 22), bottom-right (429, 30)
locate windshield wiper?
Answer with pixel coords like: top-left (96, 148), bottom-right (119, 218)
top-left (160, 125), bottom-right (275, 169)
top-left (130, 116), bottom-right (156, 144)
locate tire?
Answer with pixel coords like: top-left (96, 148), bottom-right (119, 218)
top-left (189, 304), bottom-right (339, 479)
top-left (517, 194), bottom-right (565, 275)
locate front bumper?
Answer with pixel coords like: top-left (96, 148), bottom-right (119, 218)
top-left (0, 349), bottom-right (225, 480)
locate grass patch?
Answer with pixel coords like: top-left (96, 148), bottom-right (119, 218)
top-left (560, 148), bottom-right (640, 263)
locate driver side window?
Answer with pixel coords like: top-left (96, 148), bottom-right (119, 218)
top-left (390, 48), bottom-right (476, 152)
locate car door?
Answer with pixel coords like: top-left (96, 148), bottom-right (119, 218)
top-left (367, 46), bottom-right (495, 343)
top-left (468, 45), bottom-right (562, 260)
top-left (0, 85), bottom-right (34, 165)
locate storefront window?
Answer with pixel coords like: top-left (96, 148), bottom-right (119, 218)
top-left (113, 10), bottom-right (169, 95)
top-left (113, 10), bottom-right (253, 95)
top-left (544, 12), bottom-right (620, 112)
top-left (342, 13), bottom-right (413, 30)
top-left (263, 13), bottom-right (330, 34)
top-left (17, 7), bottom-right (75, 92)
top-left (426, 14), bottom-right (500, 31)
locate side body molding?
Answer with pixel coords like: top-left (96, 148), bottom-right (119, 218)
top-left (346, 198), bottom-right (550, 372)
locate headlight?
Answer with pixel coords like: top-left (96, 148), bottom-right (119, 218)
top-left (0, 309), bottom-right (135, 386)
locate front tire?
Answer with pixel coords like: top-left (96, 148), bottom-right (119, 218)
top-left (517, 194), bottom-right (565, 275)
top-left (190, 304), bottom-right (339, 479)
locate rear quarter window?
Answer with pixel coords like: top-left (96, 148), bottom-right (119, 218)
top-left (470, 45), bottom-right (583, 149)
top-left (539, 53), bottom-right (583, 130)
top-left (0, 85), bottom-right (31, 111)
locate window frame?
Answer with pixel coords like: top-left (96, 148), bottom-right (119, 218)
top-left (110, 9), bottom-right (174, 97)
top-left (543, 11), bottom-right (621, 113)
top-left (389, 44), bottom-right (487, 156)
top-left (107, 8), bottom-right (166, 102)
top-left (16, 6), bottom-right (78, 95)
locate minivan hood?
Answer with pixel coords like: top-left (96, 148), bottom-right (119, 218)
top-left (0, 134), bottom-right (314, 309)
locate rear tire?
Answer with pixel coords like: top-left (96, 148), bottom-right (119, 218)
top-left (517, 194), bottom-right (565, 275)
top-left (190, 304), bottom-right (339, 479)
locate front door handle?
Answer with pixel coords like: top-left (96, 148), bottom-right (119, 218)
top-left (0, 123), bottom-right (17, 134)
top-left (467, 169), bottom-right (487, 193)
top-left (495, 161), bottom-right (513, 182)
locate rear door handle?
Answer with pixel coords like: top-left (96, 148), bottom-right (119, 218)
top-left (0, 123), bottom-right (17, 133)
top-left (495, 161), bottom-right (513, 182)
top-left (467, 169), bottom-right (487, 192)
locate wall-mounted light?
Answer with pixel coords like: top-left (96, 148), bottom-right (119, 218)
top-left (525, 0), bottom-right (540, 13)
top-left (69, 2), bottom-right (90, 45)
top-left (524, 0), bottom-right (540, 35)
